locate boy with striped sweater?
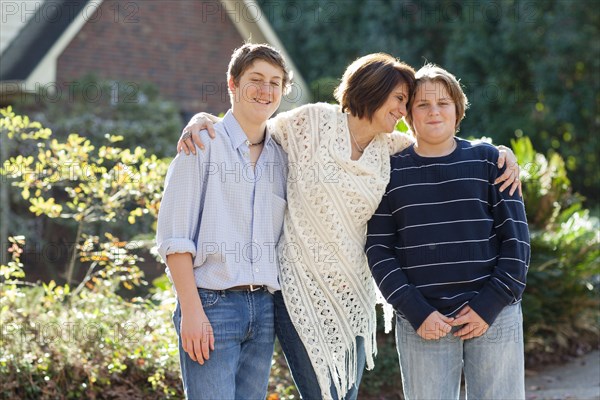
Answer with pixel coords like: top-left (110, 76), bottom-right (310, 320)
top-left (366, 64), bottom-right (529, 400)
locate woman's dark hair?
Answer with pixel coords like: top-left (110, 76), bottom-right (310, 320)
top-left (334, 53), bottom-right (416, 120)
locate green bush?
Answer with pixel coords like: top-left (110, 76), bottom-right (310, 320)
top-left (1, 236), bottom-right (182, 399)
top-left (514, 137), bottom-right (600, 364)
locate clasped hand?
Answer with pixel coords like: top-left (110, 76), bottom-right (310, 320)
top-left (417, 306), bottom-right (489, 341)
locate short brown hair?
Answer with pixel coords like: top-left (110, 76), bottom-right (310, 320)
top-left (227, 43), bottom-right (292, 94)
top-left (406, 64), bottom-right (470, 133)
top-left (334, 53), bottom-right (416, 120)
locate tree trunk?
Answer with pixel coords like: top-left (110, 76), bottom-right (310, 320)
top-left (66, 221), bottom-right (83, 285)
top-left (0, 129), bottom-right (10, 265)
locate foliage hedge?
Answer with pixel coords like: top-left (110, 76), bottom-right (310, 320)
top-left (1, 109), bottom-right (598, 399)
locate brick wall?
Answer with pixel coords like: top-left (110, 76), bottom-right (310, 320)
top-left (57, 0), bottom-right (245, 114)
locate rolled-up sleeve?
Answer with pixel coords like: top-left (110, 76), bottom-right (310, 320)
top-left (156, 147), bottom-right (205, 263)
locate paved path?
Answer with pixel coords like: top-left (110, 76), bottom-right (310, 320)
top-left (525, 350), bottom-right (600, 400)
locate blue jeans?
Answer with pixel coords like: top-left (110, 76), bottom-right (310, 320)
top-left (274, 290), bottom-right (366, 400)
top-left (172, 288), bottom-right (275, 400)
top-left (395, 303), bottom-right (525, 400)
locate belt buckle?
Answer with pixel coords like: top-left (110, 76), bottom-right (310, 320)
top-left (249, 285), bottom-right (262, 292)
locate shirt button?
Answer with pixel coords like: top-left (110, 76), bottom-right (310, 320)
top-left (255, 268), bottom-right (259, 272)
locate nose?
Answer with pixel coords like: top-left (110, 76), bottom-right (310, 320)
top-left (399, 102), bottom-right (407, 117)
top-left (259, 82), bottom-right (274, 97)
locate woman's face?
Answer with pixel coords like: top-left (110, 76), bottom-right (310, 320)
top-left (410, 80), bottom-right (457, 145)
top-left (371, 83), bottom-right (409, 133)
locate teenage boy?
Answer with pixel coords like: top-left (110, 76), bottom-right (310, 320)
top-left (366, 64), bottom-right (530, 400)
top-left (156, 43), bottom-right (289, 399)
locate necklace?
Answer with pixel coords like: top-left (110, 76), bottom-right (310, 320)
top-left (349, 129), bottom-right (365, 153)
top-left (245, 138), bottom-right (265, 147)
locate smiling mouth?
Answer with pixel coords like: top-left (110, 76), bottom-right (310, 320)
top-left (254, 98), bottom-right (272, 105)
top-left (390, 113), bottom-right (400, 120)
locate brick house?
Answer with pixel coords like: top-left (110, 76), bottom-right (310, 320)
top-left (0, 0), bottom-right (311, 115)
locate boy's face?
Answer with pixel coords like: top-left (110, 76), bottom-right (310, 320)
top-left (229, 60), bottom-right (284, 123)
top-left (411, 80), bottom-right (457, 145)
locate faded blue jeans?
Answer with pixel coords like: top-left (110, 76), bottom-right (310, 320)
top-left (395, 303), bottom-right (525, 400)
top-left (172, 288), bottom-right (275, 400)
top-left (274, 290), bottom-right (366, 400)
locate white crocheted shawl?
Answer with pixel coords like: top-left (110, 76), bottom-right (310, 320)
top-left (269, 103), bottom-right (413, 399)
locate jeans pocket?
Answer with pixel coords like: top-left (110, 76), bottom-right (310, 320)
top-left (198, 288), bottom-right (220, 308)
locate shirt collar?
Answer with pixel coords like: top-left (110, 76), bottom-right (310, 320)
top-left (222, 110), bottom-right (273, 150)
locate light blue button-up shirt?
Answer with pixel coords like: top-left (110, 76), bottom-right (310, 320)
top-left (156, 110), bottom-right (288, 292)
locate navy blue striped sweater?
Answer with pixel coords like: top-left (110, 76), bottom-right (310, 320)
top-left (366, 137), bottom-right (530, 331)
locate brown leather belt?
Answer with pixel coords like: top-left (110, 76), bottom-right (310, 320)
top-left (227, 285), bottom-right (267, 292)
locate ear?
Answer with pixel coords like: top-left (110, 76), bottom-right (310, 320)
top-left (228, 76), bottom-right (237, 94)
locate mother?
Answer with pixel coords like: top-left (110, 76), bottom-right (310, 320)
top-left (177, 53), bottom-right (520, 399)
